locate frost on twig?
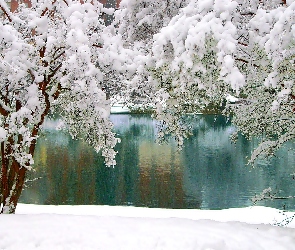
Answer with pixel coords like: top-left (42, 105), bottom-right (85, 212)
top-left (252, 187), bottom-right (295, 204)
top-left (251, 187), bottom-right (275, 204)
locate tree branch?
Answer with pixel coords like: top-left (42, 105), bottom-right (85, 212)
top-left (0, 105), bottom-right (9, 116)
top-left (92, 43), bottom-right (103, 48)
top-left (52, 50), bottom-right (65, 62)
top-left (52, 47), bottom-right (65, 59)
top-left (234, 57), bottom-right (260, 68)
top-left (238, 41), bottom-right (248, 47)
top-left (41, 0), bottom-right (57, 16)
top-left (27, 69), bottom-right (35, 82)
top-left (0, 2), bottom-right (12, 22)
top-left (63, 0), bottom-right (69, 7)
top-left (52, 82), bottom-right (62, 100)
top-left (49, 63), bottom-right (63, 78)
top-left (240, 12), bottom-right (255, 16)
top-left (29, 81), bottom-right (51, 157)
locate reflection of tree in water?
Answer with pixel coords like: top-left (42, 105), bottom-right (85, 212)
top-left (20, 115), bottom-right (295, 210)
top-left (138, 142), bottom-right (201, 209)
top-left (113, 115), bottom-right (202, 208)
top-left (115, 115), bottom-right (202, 208)
top-left (182, 115), bottom-right (258, 209)
top-left (22, 132), bottom-right (108, 205)
top-left (21, 115), bottom-right (202, 208)
top-left (182, 115), bottom-right (295, 210)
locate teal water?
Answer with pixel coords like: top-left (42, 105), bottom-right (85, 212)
top-left (20, 114), bottom-right (295, 210)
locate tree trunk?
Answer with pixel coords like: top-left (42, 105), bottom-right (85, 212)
top-left (1, 158), bottom-right (27, 214)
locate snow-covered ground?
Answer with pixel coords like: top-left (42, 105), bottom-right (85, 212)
top-left (1, 205), bottom-right (295, 250)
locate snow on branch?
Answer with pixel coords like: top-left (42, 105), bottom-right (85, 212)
top-left (0, 0), bottom-right (12, 22)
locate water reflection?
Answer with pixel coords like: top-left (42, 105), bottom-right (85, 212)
top-left (20, 115), bottom-right (295, 210)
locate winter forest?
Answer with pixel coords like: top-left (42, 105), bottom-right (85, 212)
top-left (0, 0), bottom-right (295, 215)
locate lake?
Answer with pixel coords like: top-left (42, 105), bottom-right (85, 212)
top-left (20, 114), bottom-right (295, 210)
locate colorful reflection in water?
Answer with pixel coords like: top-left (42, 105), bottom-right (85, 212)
top-left (20, 114), bottom-right (295, 210)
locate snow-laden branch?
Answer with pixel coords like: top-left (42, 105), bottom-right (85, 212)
top-left (0, 0), bottom-right (120, 213)
top-left (111, 0), bottom-right (295, 162)
top-left (0, 0), bottom-right (12, 22)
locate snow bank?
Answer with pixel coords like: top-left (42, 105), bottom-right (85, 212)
top-left (14, 204), bottom-right (295, 227)
top-left (0, 205), bottom-right (295, 250)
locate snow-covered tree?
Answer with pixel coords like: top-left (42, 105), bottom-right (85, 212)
top-left (1, 0), bottom-right (293, 214)
top-left (104, 0), bottom-right (190, 109)
top-left (227, 0), bottom-right (295, 164)
top-left (113, 0), bottom-right (244, 146)
top-left (113, 0), bottom-right (295, 157)
top-left (0, 0), bottom-right (119, 214)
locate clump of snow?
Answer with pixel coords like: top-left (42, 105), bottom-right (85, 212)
top-left (226, 94), bottom-right (239, 103)
top-left (271, 100), bottom-right (280, 111)
top-left (0, 127), bottom-right (7, 142)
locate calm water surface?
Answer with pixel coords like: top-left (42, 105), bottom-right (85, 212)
top-left (20, 114), bottom-right (295, 210)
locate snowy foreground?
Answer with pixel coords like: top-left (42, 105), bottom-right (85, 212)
top-left (1, 205), bottom-right (295, 250)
